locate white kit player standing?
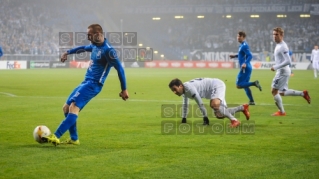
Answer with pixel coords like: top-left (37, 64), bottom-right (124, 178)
top-left (270, 27), bottom-right (311, 116)
top-left (168, 78), bottom-right (250, 128)
top-left (311, 45), bottom-right (319, 78)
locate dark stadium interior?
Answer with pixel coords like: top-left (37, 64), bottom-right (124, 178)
top-left (0, 0), bottom-right (318, 60)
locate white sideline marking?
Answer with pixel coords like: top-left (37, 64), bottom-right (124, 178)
top-left (0, 92), bottom-right (17, 97)
top-left (1, 94), bottom-right (308, 106)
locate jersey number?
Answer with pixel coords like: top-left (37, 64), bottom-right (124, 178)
top-left (190, 78), bottom-right (203, 82)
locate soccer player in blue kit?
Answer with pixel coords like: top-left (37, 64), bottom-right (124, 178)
top-left (43, 24), bottom-right (129, 146)
top-left (229, 31), bottom-right (262, 105)
top-left (0, 45), bottom-right (3, 58)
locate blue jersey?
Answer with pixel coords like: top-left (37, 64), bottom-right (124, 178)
top-left (289, 50), bottom-right (292, 56)
top-left (237, 41), bottom-right (252, 68)
top-left (0, 46), bottom-right (3, 57)
top-left (67, 39), bottom-right (126, 90)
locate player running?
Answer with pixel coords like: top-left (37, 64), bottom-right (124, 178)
top-left (311, 45), bottom-right (319, 79)
top-left (168, 78), bottom-right (250, 128)
top-left (270, 27), bottom-right (310, 116)
top-left (229, 31), bottom-right (262, 105)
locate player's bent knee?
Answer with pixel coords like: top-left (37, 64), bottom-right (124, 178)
top-left (62, 104), bottom-right (69, 113)
top-left (69, 103), bottom-right (80, 115)
top-left (271, 89), bottom-right (278, 96)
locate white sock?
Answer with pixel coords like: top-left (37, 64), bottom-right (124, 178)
top-left (284, 90), bottom-right (303, 96)
top-left (219, 105), bottom-right (237, 120)
top-left (315, 69), bottom-right (318, 78)
top-left (274, 94), bottom-right (285, 113)
top-left (227, 106), bottom-right (244, 115)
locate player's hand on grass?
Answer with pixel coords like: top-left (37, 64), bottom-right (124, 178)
top-left (61, 52), bottom-right (68, 63)
top-left (119, 90), bottom-right (129, 101)
top-left (270, 67), bottom-right (275, 71)
top-left (181, 118), bottom-right (186, 123)
top-left (203, 117), bottom-right (209, 125)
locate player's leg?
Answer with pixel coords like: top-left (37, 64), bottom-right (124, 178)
top-left (314, 63), bottom-right (318, 78)
top-left (211, 79), bottom-right (240, 128)
top-left (271, 75), bottom-right (287, 116)
top-left (244, 88), bottom-right (254, 105)
top-left (281, 89), bottom-right (311, 104)
top-left (236, 68), bottom-right (262, 91)
top-left (289, 65), bottom-right (294, 76)
top-left (58, 103), bottom-right (81, 145)
top-left (59, 82), bottom-right (102, 140)
top-left (44, 81), bottom-right (102, 145)
top-left (236, 70), bottom-right (254, 103)
top-left (61, 104), bottom-right (78, 144)
top-left (278, 75), bottom-right (311, 104)
top-left (227, 104), bottom-right (250, 120)
top-left (61, 84), bottom-right (83, 144)
top-left (42, 84), bottom-right (82, 145)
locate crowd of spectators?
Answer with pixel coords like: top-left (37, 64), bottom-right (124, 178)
top-left (0, 0), bottom-right (59, 55)
top-left (160, 15), bottom-right (319, 56)
top-left (111, 0), bottom-right (318, 7)
top-left (0, 0), bottom-right (97, 57)
top-left (1, 0), bottom-right (318, 62)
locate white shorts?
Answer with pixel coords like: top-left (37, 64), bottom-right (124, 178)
top-left (313, 60), bottom-right (319, 70)
top-left (210, 79), bottom-right (227, 107)
top-left (271, 74), bottom-right (289, 92)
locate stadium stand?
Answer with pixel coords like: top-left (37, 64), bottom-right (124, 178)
top-left (0, 0), bottom-right (318, 62)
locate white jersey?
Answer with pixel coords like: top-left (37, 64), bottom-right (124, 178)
top-left (182, 78), bottom-right (225, 118)
top-left (311, 49), bottom-right (319, 62)
top-left (311, 49), bottom-right (319, 70)
top-left (273, 41), bottom-right (291, 76)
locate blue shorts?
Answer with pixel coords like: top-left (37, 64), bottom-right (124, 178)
top-left (66, 80), bottom-right (103, 110)
top-left (236, 68), bottom-right (252, 86)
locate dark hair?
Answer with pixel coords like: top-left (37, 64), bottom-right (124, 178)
top-left (88, 24), bottom-right (103, 33)
top-left (273, 27), bottom-right (284, 36)
top-left (169, 78), bottom-right (183, 88)
top-left (238, 31), bottom-right (246, 38)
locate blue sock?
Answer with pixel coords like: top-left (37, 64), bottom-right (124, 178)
top-left (55, 113), bottom-right (78, 138)
top-left (69, 123), bottom-right (78, 141)
top-left (64, 113), bottom-right (78, 140)
top-left (238, 82), bottom-right (255, 88)
top-left (244, 88), bottom-right (254, 102)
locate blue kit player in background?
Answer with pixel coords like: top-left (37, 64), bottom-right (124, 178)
top-left (0, 45), bottom-right (3, 58)
top-left (289, 50), bottom-right (294, 76)
top-left (43, 24), bottom-right (129, 146)
top-left (230, 31), bottom-right (262, 105)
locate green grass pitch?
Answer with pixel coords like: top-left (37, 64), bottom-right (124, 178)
top-left (0, 68), bottom-right (318, 179)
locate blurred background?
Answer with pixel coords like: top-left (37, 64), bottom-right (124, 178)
top-left (0, 0), bottom-right (318, 62)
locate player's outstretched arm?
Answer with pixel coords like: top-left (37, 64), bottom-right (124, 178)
top-left (61, 45), bottom-right (93, 63)
top-left (61, 52), bottom-right (68, 62)
top-left (229, 54), bottom-right (238, 59)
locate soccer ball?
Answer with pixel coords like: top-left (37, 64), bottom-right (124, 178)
top-left (33, 125), bottom-right (51, 143)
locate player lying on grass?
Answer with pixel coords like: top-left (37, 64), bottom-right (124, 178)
top-left (168, 78), bottom-right (250, 128)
